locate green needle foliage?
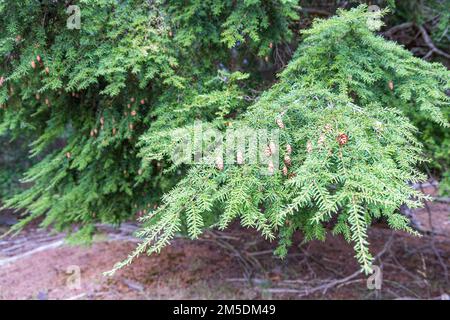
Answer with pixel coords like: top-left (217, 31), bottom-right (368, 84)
top-left (0, 1), bottom-right (448, 275)
top-left (0, 0), bottom-right (297, 239)
top-left (109, 6), bottom-right (449, 275)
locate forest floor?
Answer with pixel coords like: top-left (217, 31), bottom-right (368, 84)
top-left (0, 184), bottom-right (449, 300)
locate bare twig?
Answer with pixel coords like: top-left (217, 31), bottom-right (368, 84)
top-left (300, 8), bottom-right (331, 16)
top-left (383, 22), bottom-right (414, 38)
top-left (263, 233), bottom-right (395, 298)
top-left (418, 25), bottom-right (450, 59)
top-left (0, 240), bottom-right (64, 267)
top-left (433, 197), bottom-right (450, 204)
top-left (203, 230), bottom-right (262, 279)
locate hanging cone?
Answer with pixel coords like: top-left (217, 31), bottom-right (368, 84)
top-left (215, 157), bottom-right (224, 170)
top-left (269, 141), bottom-right (277, 154)
top-left (286, 144), bottom-right (292, 155)
top-left (388, 80), bottom-right (394, 91)
top-left (284, 155), bottom-right (291, 166)
top-left (276, 117), bottom-right (285, 129)
top-left (236, 151), bottom-right (244, 165)
top-left (337, 133), bottom-right (349, 146)
top-left (267, 161), bottom-right (275, 175)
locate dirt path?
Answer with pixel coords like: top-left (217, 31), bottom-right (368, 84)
top-left (0, 192), bottom-right (449, 300)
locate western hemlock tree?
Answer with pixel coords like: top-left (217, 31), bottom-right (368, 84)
top-left (0, 2), bottom-right (448, 275)
top-left (108, 6), bottom-right (449, 275)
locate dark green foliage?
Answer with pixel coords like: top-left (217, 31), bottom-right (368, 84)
top-left (0, 0), bottom-right (297, 239)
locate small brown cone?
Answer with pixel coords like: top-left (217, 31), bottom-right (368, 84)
top-left (269, 141), bottom-right (277, 154)
top-left (284, 155), bottom-right (291, 166)
top-left (337, 133), bottom-right (349, 146)
top-left (276, 117), bottom-right (285, 129)
top-left (267, 161), bottom-right (275, 175)
top-left (286, 144), bottom-right (292, 155)
top-left (215, 157), bottom-right (224, 171)
top-left (236, 151), bottom-right (244, 165)
top-left (388, 80), bottom-right (394, 91)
